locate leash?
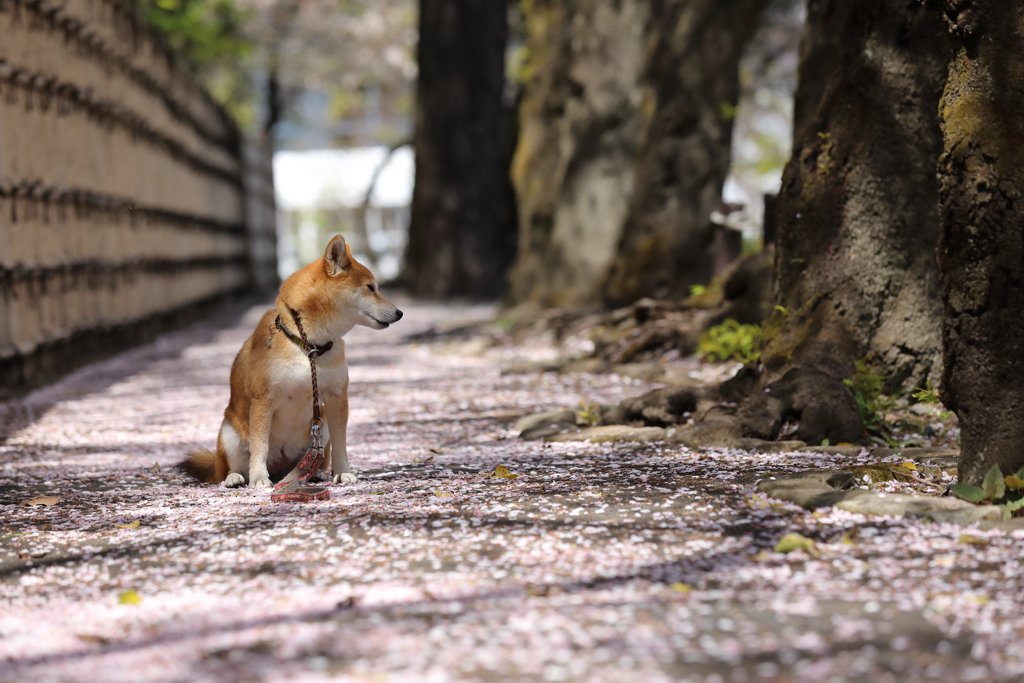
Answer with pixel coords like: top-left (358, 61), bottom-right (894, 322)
top-left (266, 311), bottom-right (332, 503)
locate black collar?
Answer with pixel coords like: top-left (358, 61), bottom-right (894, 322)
top-left (275, 315), bottom-right (334, 358)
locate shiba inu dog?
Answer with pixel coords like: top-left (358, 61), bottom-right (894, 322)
top-left (177, 235), bottom-right (403, 489)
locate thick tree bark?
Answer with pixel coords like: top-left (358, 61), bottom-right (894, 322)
top-left (403, 0), bottom-right (517, 299)
top-left (736, 0), bottom-right (948, 445)
top-left (790, 0), bottom-right (838, 147)
top-left (936, 2), bottom-right (1024, 485)
top-left (507, 0), bottom-right (765, 310)
top-left (602, 0), bottom-right (769, 307)
top-left (507, 0), bottom-right (650, 309)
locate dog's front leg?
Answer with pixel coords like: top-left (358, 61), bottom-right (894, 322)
top-left (248, 400), bottom-right (274, 489)
top-left (324, 390), bottom-right (356, 484)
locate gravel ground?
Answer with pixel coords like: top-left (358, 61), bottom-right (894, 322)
top-left (1, 298), bottom-right (1022, 683)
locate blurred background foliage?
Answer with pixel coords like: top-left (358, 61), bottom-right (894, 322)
top-left (137, 0), bottom-right (417, 147)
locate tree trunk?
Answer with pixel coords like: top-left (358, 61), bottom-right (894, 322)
top-left (737, 0), bottom-right (948, 445)
top-left (790, 0), bottom-right (838, 147)
top-left (507, 0), bottom-right (651, 309)
top-left (601, 0), bottom-right (769, 307)
top-left (508, 0), bottom-right (767, 310)
top-left (403, 0), bottom-right (517, 299)
top-left (936, 2), bottom-right (1024, 485)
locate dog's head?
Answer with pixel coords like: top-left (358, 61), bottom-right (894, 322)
top-left (320, 235), bottom-right (404, 330)
top-left (277, 235), bottom-right (403, 338)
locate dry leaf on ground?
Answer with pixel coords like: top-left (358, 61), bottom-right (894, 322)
top-left (749, 550), bottom-right (773, 562)
top-left (959, 534), bottom-right (990, 546)
top-left (115, 520), bottom-right (141, 529)
top-left (491, 465), bottom-right (518, 480)
top-left (118, 590), bottom-right (141, 605)
top-left (774, 532), bottom-right (819, 556)
top-left (20, 496), bottom-right (60, 506)
top-left (435, 490), bottom-right (453, 498)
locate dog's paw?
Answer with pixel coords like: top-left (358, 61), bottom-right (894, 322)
top-left (223, 473), bottom-right (246, 488)
top-left (333, 472), bottom-right (357, 484)
top-left (250, 476), bottom-right (273, 490)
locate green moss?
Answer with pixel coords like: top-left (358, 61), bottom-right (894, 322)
top-left (816, 132), bottom-right (834, 175)
top-left (683, 278), bottom-right (724, 309)
top-left (697, 320), bottom-right (762, 365)
top-left (758, 296), bottom-right (822, 367)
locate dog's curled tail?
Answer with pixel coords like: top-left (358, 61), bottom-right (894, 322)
top-left (175, 449), bottom-right (223, 484)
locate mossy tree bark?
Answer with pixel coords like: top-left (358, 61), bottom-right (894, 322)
top-left (790, 0), bottom-right (839, 146)
top-left (507, 0), bottom-right (651, 309)
top-left (601, 0), bottom-right (769, 307)
top-left (936, 2), bottom-right (1024, 485)
top-left (403, 0), bottom-right (517, 299)
top-left (508, 0), bottom-right (766, 310)
top-left (736, 0), bottom-right (948, 445)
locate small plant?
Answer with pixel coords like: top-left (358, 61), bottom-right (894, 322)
top-left (689, 284), bottom-right (707, 296)
top-left (912, 380), bottom-right (955, 420)
top-left (843, 360), bottom-right (898, 444)
top-left (949, 464), bottom-right (1024, 520)
top-left (576, 401), bottom-right (601, 426)
top-left (912, 381), bottom-right (941, 405)
top-left (697, 320), bottom-right (762, 366)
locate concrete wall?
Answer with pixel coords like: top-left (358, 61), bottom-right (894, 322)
top-left (0, 0), bottom-right (277, 392)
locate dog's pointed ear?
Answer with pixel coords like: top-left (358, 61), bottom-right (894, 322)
top-left (324, 235), bottom-right (352, 276)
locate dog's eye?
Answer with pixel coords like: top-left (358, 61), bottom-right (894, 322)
top-left (366, 284), bottom-right (375, 292)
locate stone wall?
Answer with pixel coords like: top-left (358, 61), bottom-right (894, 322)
top-left (0, 0), bottom-right (276, 393)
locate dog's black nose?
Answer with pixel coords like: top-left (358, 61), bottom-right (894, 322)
top-left (394, 309), bottom-right (404, 321)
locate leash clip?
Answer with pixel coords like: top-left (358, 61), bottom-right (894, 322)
top-left (267, 320), bottom-right (281, 347)
top-left (309, 418), bottom-right (323, 448)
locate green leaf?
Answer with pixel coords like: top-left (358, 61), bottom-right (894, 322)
top-left (911, 380), bottom-right (941, 406)
top-left (820, 438), bottom-right (830, 447)
top-left (982, 464), bottom-right (1006, 501)
top-left (949, 484), bottom-right (986, 503)
top-left (999, 497), bottom-right (1024, 511)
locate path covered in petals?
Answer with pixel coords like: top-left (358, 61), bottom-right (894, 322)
top-left (1, 299), bottom-right (1022, 683)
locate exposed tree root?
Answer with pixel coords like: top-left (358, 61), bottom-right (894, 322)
top-left (597, 364), bottom-right (864, 447)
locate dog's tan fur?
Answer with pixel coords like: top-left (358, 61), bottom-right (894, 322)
top-left (178, 235), bottom-right (402, 489)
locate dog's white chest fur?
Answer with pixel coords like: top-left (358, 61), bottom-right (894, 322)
top-left (266, 354), bottom-right (348, 469)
